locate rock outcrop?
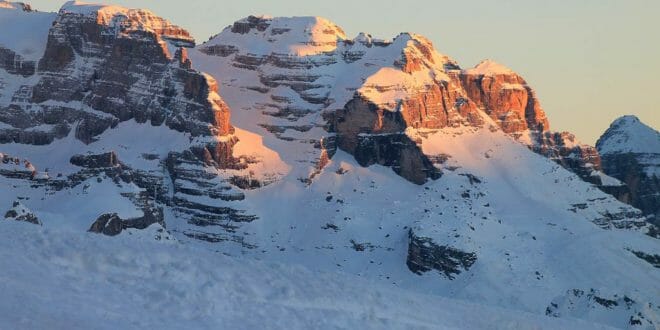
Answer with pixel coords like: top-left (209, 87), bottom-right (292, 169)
top-left (0, 46), bottom-right (36, 76)
top-left (0, 152), bottom-right (37, 179)
top-left (406, 229), bottom-right (477, 279)
top-left (597, 116), bottom-right (660, 225)
top-left (327, 96), bottom-right (443, 184)
top-left (88, 209), bottom-right (164, 236)
top-left (70, 151), bottom-right (120, 168)
top-left (4, 200), bottom-right (41, 225)
top-left (546, 289), bottom-right (660, 329)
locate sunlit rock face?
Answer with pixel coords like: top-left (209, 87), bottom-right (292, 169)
top-left (597, 115), bottom-right (660, 225)
top-left (459, 60), bottom-right (549, 134)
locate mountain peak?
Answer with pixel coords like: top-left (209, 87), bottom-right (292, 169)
top-left (60, 1), bottom-right (130, 16)
top-left (465, 59), bottom-right (515, 76)
top-left (57, 1), bottom-right (194, 46)
top-left (611, 114), bottom-right (641, 126)
top-left (597, 115), bottom-right (660, 155)
top-left (207, 15), bottom-right (346, 56)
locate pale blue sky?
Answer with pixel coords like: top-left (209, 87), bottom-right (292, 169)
top-left (29, 0), bottom-right (659, 143)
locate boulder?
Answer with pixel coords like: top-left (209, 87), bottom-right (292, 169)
top-left (88, 213), bottom-right (123, 236)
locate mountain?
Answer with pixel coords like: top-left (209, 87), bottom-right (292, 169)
top-left (196, 17), bottom-right (617, 189)
top-left (1, 2), bottom-right (659, 329)
top-left (597, 115), bottom-right (660, 225)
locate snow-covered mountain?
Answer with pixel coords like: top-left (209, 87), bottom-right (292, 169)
top-left (597, 115), bottom-right (660, 225)
top-left (1, 2), bottom-right (659, 329)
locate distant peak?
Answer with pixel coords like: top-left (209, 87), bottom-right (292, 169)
top-left (60, 1), bottom-right (130, 16)
top-left (61, 1), bottom-right (106, 11)
top-left (59, 1), bottom-right (159, 19)
top-left (465, 59), bottom-right (515, 76)
top-left (597, 115), bottom-right (660, 154)
top-left (229, 15), bottom-right (346, 39)
top-left (611, 115), bottom-right (641, 126)
top-left (205, 15), bottom-right (347, 56)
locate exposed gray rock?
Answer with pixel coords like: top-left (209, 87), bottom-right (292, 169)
top-left (406, 229), bottom-right (476, 279)
top-left (89, 208), bottom-right (165, 237)
top-left (628, 249), bottom-right (660, 268)
top-left (546, 289), bottom-right (659, 329)
top-left (0, 46), bottom-right (36, 77)
top-left (165, 151), bottom-right (259, 241)
top-left (326, 96), bottom-right (446, 184)
top-left (599, 152), bottom-right (659, 226)
top-left (89, 213), bottom-right (124, 236)
top-left (4, 200), bottom-right (41, 225)
top-left (70, 152), bottom-right (120, 169)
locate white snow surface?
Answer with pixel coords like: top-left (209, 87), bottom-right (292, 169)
top-left (0, 3), bottom-right (55, 60)
top-left (0, 221), bottom-right (615, 330)
top-left (591, 170), bottom-right (625, 187)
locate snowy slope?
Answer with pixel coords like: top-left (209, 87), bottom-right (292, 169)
top-left (0, 221), bottom-right (614, 330)
top-left (0, 2), bottom-right (55, 60)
